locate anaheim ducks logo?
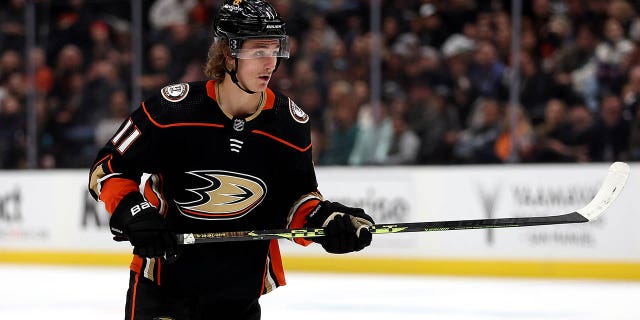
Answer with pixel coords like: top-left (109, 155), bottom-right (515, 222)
top-left (175, 170), bottom-right (267, 220)
top-left (289, 99), bottom-right (309, 124)
top-left (161, 83), bottom-right (189, 102)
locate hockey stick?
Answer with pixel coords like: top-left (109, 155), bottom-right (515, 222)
top-left (176, 162), bottom-right (630, 245)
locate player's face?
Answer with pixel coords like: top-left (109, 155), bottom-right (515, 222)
top-left (236, 39), bottom-right (279, 92)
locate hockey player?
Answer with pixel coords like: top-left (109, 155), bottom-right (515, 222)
top-left (87, 0), bottom-right (374, 319)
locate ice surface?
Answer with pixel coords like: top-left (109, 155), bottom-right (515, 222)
top-left (1, 264), bottom-right (639, 320)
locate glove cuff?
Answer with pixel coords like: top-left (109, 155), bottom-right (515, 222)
top-left (110, 192), bottom-right (155, 237)
top-left (305, 200), bottom-right (332, 228)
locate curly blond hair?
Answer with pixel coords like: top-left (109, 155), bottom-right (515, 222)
top-left (204, 40), bottom-right (232, 80)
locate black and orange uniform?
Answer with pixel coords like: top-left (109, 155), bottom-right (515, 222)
top-left (88, 80), bottom-right (322, 316)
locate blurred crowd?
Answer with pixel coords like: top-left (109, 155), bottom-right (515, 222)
top-left (2, 0), bottom-right (640, 169)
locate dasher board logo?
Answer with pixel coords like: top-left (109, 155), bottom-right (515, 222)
top-left (289, 98), bottom-right (309, 123)
top-left (161, 83), bottom-right (189, 102)
top-left (175, 170), bottom-right (267, 220)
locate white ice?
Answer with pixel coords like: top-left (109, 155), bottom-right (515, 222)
top-left (1, 264), bottom-right (639, 320)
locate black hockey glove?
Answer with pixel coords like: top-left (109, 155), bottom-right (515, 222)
top-left (306, 201), bottom-right (374, 254)
top-left (110, 192), bottom-right (178, 260)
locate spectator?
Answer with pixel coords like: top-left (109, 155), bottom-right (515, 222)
top-left (629, 106), bottom-right (640, 160)
top-left (30, 47), bottom-right (54, 95)
top-left (348, 101), bottom-right (392, 166)
top-left (533, 98), bottom-right (575, 162)
top-left (494, 105), bottom-right (536, 162)
top-left (452, 98), bottom-right (503, 163)
top-left (415, 85), bottom-right (461, 164)
top-left (0, 95), bottom-right (26, 168)
top-left (505, 50), bottom-right (556, 125)
top-left (0, 0), bottom-right (26, 53)
top-left (94, 89), bottom-right (129, 147)
top-left (139, 43), bottom-right (171, 98)
top-left (468, 40), bottom-right (506, 99)
top-left (565, 102), bottom-right (595, 162)
top-left (320, 81), bottom-right (359, 165)
top-left (548, 23), bottom-right (599, 111)
top-left (621, 64), bottom-right (640, 121)
top-left (595, 18), bottom-right (634, 94)
top-left (380, 111), bottom-right (421, 165)
top-left (589, 94), bottom-right (631, 161)
top-left (0, 50), bottom-right (22, 83)
top-left (148, 0), bottom-right (197, 33)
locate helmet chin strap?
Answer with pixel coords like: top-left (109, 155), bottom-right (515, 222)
top-left (226, 58), bottom-right (256, 94)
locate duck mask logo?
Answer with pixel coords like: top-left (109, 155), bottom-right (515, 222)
top-left (175, 170), bottom-right (267, 220)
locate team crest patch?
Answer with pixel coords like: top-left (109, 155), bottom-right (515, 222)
top-left (161, 83), bottom-right (189, 102)
top-left (289, 99), bottom-right (309, 124)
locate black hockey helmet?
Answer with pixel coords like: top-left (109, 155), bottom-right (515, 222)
top-left (214, 0), bottom-right (290, 59)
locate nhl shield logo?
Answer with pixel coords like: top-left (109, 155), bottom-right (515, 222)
top-left (233, 118), bottom-right (245, 131)
top-left (161, 83), bottom-right (189, 102)
top-left (289, 99), bottom-right (309, 124)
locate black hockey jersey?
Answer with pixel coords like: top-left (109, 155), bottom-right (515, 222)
top-left (88, 80), bottom-right (322, 298)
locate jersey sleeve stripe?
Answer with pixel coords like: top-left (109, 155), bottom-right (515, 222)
top-left (143, 174), bottom-right (167, 215)
top-left (89, 155), bottom-right (113, 199)
top-left (287, 192), bottom-right (322, 246)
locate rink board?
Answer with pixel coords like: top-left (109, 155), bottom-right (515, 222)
top-left (0, 164), bottom-right (638, 280)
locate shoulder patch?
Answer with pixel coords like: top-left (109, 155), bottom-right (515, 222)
top-left (289, 98), bottom-right (309, 124)
top-left (161, 83), bottom-right (190, 102)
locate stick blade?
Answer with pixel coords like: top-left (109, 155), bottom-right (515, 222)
top-left (576, 162), bottom-right (630, 221)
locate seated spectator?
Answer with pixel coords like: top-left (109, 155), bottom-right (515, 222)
top-left (589, 94), bottom-right (631, 161)
top-left (452, 98), bottom-right (503, 163)
top-left (595, 18), bottom-right (634, 94)
top-left (494, 105), bottom-right (535, 162)
top-left (94, 89), bottom-right (129, 147)
top-left (468, 41), bottom-right (506, 99)
top-left (533, 98), bottom-right (575, 162)
top-left (0, 95), bottom-right (25, 168)
top-left (415, 85), bottom-right (461, 164)
top-left (379, 112), bottom-right (420, 165)
top-left (320, 81), bottom-right (360, 165)
top-left (348, 102), bottom-right (392, 165)
top-left (139, 43), bottom-right (171, 98)
top-left (566, 102), bottom-right (595, 162)
top-left (629, 107), bottom-right (640, 160)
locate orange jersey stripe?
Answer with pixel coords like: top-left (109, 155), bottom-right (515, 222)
top-left (251, 130), bottom-right (312, 152)
top-left (264, 88), bottom-right (275, 110)
top-left (206, 79), bottom-right (217, 101)
top-left (100, 178), bottom-right (141, 214)
top-left (289, 198), bottom-right (320, 246)
top-left (143, 180), bottom-right (160, 209)
top-left (130, 271), bottom-right (140, 320)
top-left (269, 240), bottom-right (286, 285)
top-left (130, 255), bottom-right (143, 274)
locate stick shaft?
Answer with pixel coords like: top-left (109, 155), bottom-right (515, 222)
top-left (177, 212), bottom-right (587, 244)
